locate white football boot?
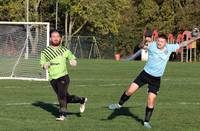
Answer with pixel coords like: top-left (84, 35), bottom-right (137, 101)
top-left (108, 103), bottom-right (122, 110)
top-left (56, 115), bottom-right (65, 121)
top-left (80, 97), bottom-right (87, 113)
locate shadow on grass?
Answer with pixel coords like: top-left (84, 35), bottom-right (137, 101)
top-left (102, 106), bottom-right (143, 125)
top-left (32, 101), bottom-right (81, 117)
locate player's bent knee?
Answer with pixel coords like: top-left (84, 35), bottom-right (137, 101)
top-left (147, 99), bottom-right (155, 108)
top-left (126, 83), bottom-right (139, 96)
top-left (147, 92), bottom-right (157, 108)
top-left (147, 104), bottom-right (154, 109)
top-left (126, 90), bottom-right (133, 96)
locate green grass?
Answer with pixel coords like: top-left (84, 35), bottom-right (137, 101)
top-left (0, 59), bottom-right (200, 131)
top-left (0, 56), bottom-right (45, 78)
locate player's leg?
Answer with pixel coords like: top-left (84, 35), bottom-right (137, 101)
top-left (54, 76), bottom-right (68, 121)
top-left (67, 94), bottom-right (87, 113)
top-left (65, 75), bottom-right (87, 113)
top-left (108, 83), bottom-right (139, 110)
top-left (119, 82), bottom-right (139, 105)
top-left (67, 94), bottom-right (87, 105)
top-left (144, 92), bottom-right (157, 128)
top-left (50, 79), bottom-right (66, 120)
top-left (50, 79), bottom-right (58, 95)
top-left (144, 77), bottom-right (160, 128)
top-left (109, 70), bottom-right (147, 110)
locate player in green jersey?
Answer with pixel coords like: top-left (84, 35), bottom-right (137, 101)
top-left (40, 30), bottom-right (87, 121)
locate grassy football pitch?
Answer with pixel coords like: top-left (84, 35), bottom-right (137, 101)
top-left (0, 59), bottom-right (200, 131)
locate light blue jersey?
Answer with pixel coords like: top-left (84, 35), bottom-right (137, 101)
top-left (144, 42), bottom-right (179, 77)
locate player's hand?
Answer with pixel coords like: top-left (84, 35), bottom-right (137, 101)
top-left (139, 40), bottom-right (148, 49)
top-left (43, 62), bottom-right (50, 69)
top-left (143, 44), bottom-right (148, 50)
top-left (69, 59), bottom-right (77, 66)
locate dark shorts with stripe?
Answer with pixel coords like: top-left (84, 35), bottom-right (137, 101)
top-left (133, 70), bottom-right (161, 95)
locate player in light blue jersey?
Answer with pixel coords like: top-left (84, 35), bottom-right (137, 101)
top-left (144, 39), bottom-right (179, 77)
top-left (108, 33), bottom-right (195, 128)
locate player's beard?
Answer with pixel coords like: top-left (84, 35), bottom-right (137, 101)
top-left (51, 40), bottom-right (60, 47)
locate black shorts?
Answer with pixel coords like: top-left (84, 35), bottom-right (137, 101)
top-left (50, 75), bottom-right (70, 95)
top-left (133, 70), bottom-right (161, 95)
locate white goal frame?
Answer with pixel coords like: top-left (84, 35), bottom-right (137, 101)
top-left (0, 21), bottom-right (50, 81)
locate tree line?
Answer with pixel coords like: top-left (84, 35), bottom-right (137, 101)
top-left (0, 0), bottom-right (200, 57)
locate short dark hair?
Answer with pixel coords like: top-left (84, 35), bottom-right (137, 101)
top-left (158, 33), bottom-right (167, 40)
top-left (50, 29), bottom-right (62, 37)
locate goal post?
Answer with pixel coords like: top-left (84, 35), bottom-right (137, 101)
top-left (0, 21), bottom-right (50, 81)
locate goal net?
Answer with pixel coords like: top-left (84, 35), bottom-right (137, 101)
top-left (0, 22), bottom-right (49, 81)
top-left (70, 36), bottom-right (101, 59)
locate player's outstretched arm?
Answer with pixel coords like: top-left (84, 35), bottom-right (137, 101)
top-left (179, 34), bottom-right (200, 48)
top-left (139, 40), bottom-right (149, 49)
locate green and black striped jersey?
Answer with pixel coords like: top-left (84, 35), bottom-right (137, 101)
top-left (40, 45), bottom-right (76, 80)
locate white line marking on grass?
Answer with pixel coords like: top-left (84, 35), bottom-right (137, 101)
top-left (73, 78), bottom-right (199, 82)
top-left (5, 102), bottom-right (31, 106)
top-left (73, 78), bottom-right (127, 81)
top-left (3, 102), bottom-right (58, 106)
top-left (0, 83), bottom-right (127, 89)
top-left (179, 102), bottom-right (200, 105)
top-left (163, 78), bottom-right (200, 81)
top-left (99, 84), bottom-right (127, 87)
top-left (76, 85), bottom-right (87, 87)
top-left (75, 83), bottom-right (127, 87)
top-left (3, 87), bottom-right (23, 89)
top-left (2, 102), bottom-right (200, 106)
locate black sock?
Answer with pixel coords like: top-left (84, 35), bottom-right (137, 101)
top-left (144, 106), bottom-right (154, 122)
top-left (80, 97), bottom-right (85, 104)
top-left (118, 91), bottom-right (130, 105)
top-left (67, 95), bottom-right (83, 103)
top-left (60, 111), bottom-right (67, 117)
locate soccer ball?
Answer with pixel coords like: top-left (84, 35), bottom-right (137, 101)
top-left (192, 28), bottom-right (199, 37)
